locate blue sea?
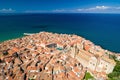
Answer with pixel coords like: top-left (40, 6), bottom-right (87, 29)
top-left (0, 13), bottom-right (120, 53)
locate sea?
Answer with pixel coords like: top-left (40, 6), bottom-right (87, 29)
top-left (0, 13), bottom-right (120, 53)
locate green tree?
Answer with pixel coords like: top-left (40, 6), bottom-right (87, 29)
top-left (84, 72), bottom-right (94, 80)
top-left (108, 60), bottom-right (120, 80)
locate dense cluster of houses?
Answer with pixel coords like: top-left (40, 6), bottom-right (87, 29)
top-left (0, 32), bottom-right (116, 80)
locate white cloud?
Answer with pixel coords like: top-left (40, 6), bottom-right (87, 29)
top-left (95, 6), bottom-right (109, 10)
top-left (77, 6), bottom-right (110, 12)
top-left (25, 10), bottom-right (48, 13)
top-left (52, 9), bottom-right (66, 12)
top-left (76, 6), bottom-right (120, 13)
top-left (77, 9), bottom-right (83, 11)
top-left (24, 6), bottom-right (120, 13)
top-left (25, 9), bottom-right (67, 13)
top-left (0, 8), bottom-right (15, 13)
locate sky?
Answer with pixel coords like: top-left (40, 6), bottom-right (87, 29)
top-left (0, 0), bottom-right (120, 13)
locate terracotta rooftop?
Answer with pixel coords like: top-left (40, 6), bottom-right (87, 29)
top-left (0, 32), bottom-right (116, 80)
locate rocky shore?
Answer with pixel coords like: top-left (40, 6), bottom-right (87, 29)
top-left (0, 32), bottom-right (117, 80)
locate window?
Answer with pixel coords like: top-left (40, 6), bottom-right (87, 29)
top-left (106, 65), bottom-right (107, 67)
top-left (90, 62), bottom-right (92, 64)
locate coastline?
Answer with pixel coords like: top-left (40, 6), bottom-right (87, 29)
top-left (0, 32), bottom-right (40, 43)
top-left (0, 31), bottom-right (119, 54)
